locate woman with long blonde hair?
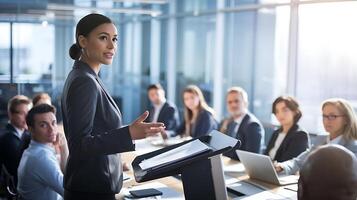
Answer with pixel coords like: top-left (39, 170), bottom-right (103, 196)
top-left (176, 85), bottom-right (218, 138)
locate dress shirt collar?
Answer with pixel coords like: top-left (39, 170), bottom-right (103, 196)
top-left (233, 113), bottom-right (246, 125)
top-left (10, 123), bottom-right (24, 138)
top-left (153, 100), bottom-right (165, 111)
top-left (330, 135), bottom-right (342, 144)
top-left (29, 140), bottom-right (55, 153)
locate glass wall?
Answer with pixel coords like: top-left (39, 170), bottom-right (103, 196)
top-left (13, 23), bottom-right (54, 80)
top-left (296, 1), bottom-right (357, 132)
top-left (0, 23), bottom-right (10, 77)
top-left (176, 15), bottom-right (216, 110)
top-left (221, 6), bottom-right (290, 143)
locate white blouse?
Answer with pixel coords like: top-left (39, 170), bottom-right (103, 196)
top-left (269, 132), bottom-right (287, 160)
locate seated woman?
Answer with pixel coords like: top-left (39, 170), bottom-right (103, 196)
top-left (176, 85), bottom-right (218, 138)
top-left (276, 98), bottom-right (357, 175)
top-left (265, 96), bottom-right (309, 162)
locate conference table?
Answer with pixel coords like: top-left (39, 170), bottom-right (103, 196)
top-left (116, 136), bottom-right (298, 200)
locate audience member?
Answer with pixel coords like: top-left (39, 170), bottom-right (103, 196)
top-left (220, 87), bottom-right (264, 160)
top-left (176, 85), bottom-right (218, 138)
top-left (298, 145), bottom-right (357, 200)
top-left (32, 92), bottom-right (68, 170)
top-left (17, 104), bottom-right (67, 200)
top-left (145, 84), bottom-right (179, 139)
top-left (265, 96), bottom-right (309, 162)
top-left (32, 93), bottom-right (52, 106)
top-left (0, 95), bottom-right (32, 186)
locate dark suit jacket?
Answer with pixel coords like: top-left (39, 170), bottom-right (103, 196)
top-left (221, 112), bottom-right (264, 160)
top-left (176, 109), bottom-right (218, 138)
top-left (61, 60), bottom-right (135, 194)
top-left (146, 102), bottom-right (179, 131)
top-left (265, 124), bottom-right (309, 162)
top-left (0, 123), bottom-right (31, 185)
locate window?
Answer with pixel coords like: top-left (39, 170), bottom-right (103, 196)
top-left (176, 15), bottom-right (216, 108)
top-left (222, 6), bottom-right (290, 124)
top-left (297, 1), bottom-right (357, 132)
top-left (12, 23), bottom-right (54, 81)
top-left (0, 23), bottom-right (10, 77)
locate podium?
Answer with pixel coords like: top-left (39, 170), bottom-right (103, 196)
top-left (132, 130), bottom-right (241, 200)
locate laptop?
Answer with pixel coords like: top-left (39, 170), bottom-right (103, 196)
top-left (236, 150), bottom-right (298, 186)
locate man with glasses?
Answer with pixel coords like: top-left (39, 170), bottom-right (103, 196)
top-left (0, 95), bottom-right (32, 186)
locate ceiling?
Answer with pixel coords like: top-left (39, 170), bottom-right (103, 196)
top-left (0, 0), bottom-right (167, 22)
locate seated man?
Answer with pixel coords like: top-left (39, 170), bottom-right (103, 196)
top-left (17, 104), bottom-right (68, 200)
top-left (0, 95), bottom-right (32, 186)
top-left (220, 87), bottom-right (264, 160)
top-left (32, 92), bottom-right (68, 171)
top-left (298, 145), bottom-right (357, 200)
top-left (146, 84), bottom-right (179, 139)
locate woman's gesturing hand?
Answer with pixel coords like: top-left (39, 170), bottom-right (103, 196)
top-left (129, 111), bottom-right (165, 140)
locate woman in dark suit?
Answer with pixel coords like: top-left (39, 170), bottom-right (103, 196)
top-left (61, 13), bottom-right (164, 200)
top-left (176, 85), bottom-right (218, 138)
top-left (265, 96), bottom-right (309, 162)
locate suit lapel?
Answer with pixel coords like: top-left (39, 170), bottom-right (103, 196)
top-left (157, 102), bottom-right (168, 122)
top-left (266, 130), bottom-right (279, 154)
top-left (76, 60), bottom-right (121, 116)
top-left (274, 125), bottom-right (298, 159)
top-left (95, 77), bottom-right (121, 116)
top-left (148, 106), bottom-right (154, 122)
top-left (236, 114), bottom-right (249, 137)
top-left (6, 123), bottom-right (21, 139)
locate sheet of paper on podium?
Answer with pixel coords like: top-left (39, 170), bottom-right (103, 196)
top-left (139, 139), bottom-right (211, 170)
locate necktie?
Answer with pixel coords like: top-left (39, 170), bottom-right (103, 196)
top-left (227, 121), bottom-right (238, 138)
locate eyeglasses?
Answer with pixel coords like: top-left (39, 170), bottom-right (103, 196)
top-left (322, 114), bottom-right (345, 121)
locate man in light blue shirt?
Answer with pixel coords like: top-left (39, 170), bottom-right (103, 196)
top-left (17, 104), bottom-right (67, 200)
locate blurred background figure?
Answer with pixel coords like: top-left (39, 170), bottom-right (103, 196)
top-left (32, 93), bottom-right (52, 106)
top-left (145, 84), bottom-right (179, 139)
top-left (265, 96), bottom-right (309, 162)
top-left (176, 85), bottom-right (217, 138)
top-left (220, 87), bottom-right (264, 160)
top-left (0, 95), bottom-right (32, 188)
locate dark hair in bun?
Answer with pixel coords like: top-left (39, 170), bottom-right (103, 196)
top-left (69, 43), bottom-right (81, 60)
top-left (69, 13), bottom-right (113, 60)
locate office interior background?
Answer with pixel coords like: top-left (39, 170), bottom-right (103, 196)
top-left (0, 0), bottom-right (357, 143)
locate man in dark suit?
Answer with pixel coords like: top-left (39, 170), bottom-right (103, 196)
top-left (0, 95), bottom-right (32, 186)
top-left (146, 84), bottom-right (179, 139)
top-left (220, 87), bottom-right (264, 160)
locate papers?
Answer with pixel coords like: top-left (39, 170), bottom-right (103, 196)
top-left (224, 162), bottom-right (245, 173)
top-left (139, 140), bottom-right (211, 170)
top-left (233, 191), bottom-right (287, 200)
top-left (150, 136), bottom-right (192, 147)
